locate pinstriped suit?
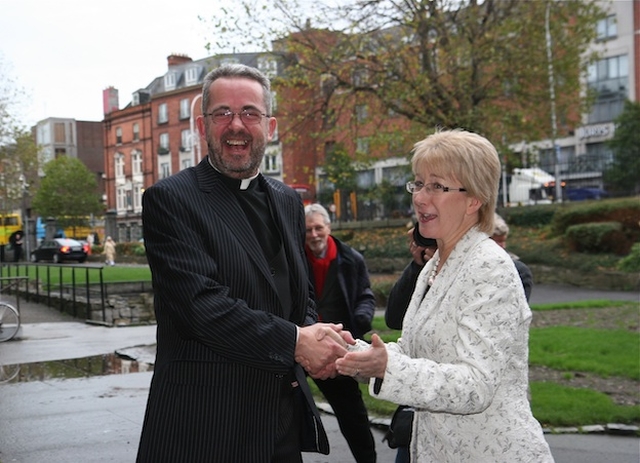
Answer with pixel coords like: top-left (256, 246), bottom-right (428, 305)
top-left (136, 158), bottom-right (329, 462)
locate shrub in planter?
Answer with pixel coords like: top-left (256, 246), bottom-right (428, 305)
top-left (564, 221), bottom-right (632, 255)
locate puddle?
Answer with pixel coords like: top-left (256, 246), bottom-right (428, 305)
top-left (0, 352), bottom-right (154, 384)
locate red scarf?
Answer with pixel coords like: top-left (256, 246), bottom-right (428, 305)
top-left (306, 235), bottom-right (337, 300)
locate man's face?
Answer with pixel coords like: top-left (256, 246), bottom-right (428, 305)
top-left (196, 77), bottom-right (276, 179)
top-left (305, 213), bottom-right (330, 257)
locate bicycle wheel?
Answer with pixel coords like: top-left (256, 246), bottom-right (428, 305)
top-left (0, 302), bottom-right (20, 342)
top-left (0, 363), bottom-right (20, 383)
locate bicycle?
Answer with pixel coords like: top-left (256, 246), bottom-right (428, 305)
top-left (0, 301), bottom-right (20, 342)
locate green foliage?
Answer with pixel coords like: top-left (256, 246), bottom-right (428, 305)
top-left (565, 221), bottom-right (631, 255)
top-left (332, 226), bottom-right (410, 258)
top-left (604, 100), bottom-right (640, 195)
top-left (31, 156), bottom-right (103, 228)
top-left (550, 197), bottom-right (640, 236)
top-left (206, 0), bottom-right (606, 163)
top-left (323, 143), bottom-right (358, 192)
top-left (530, 382), bottom-right (640, 427)
top-left (498, 205), bottom-right (557, 227)
top-left (529, 326), bottom-right (639, 380)
top-left (530, 300), bottom-right (631, 311)
top-left (617, 243), bottom-right (640, 272)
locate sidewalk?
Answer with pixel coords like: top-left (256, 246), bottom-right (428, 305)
top-left (1, 284), bottom-right (638, 462)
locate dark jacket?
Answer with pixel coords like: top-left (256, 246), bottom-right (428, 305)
top-left (310, 236), bottom-right (376, 339)
top-left (137, 158), bottom-right (328, 462)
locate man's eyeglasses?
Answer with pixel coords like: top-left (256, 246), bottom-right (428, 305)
top-left (203, 109), bottom-right (270, 125)
top-left (406, 181), bottom-right (467, 195)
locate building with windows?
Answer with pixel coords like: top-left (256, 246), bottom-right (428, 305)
top-left (102, 53), bottom-right (282, 242)
top-left (101, 1), bottom-right (638, 238)
top-left (34, 117), bottom-right (105, 193)
top-left (515, 0), bottom-right (638, 196)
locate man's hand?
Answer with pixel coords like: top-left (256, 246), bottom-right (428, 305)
top-left (295, 323), bottom-right (354, 380)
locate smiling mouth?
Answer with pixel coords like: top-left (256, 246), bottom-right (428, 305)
top-left (226, 139), bottom-right (248, 147)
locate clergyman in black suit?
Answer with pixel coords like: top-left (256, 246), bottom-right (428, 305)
top-left (137, 64), bottom-right (352, 463)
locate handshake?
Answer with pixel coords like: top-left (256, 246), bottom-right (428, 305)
top-left (294, 323), bottom-right (355, 380)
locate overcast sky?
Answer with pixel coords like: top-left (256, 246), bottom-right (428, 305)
top-left (0, 0), bottom-right (225, 128)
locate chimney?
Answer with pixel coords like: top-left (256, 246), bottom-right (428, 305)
top-left (103, 86), bottom-right (119, 115)
top-left (167, 53), bottom-right (193, 67)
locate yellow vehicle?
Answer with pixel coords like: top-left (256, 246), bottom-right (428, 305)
top-left (0, 213), bottom-right (22, 246)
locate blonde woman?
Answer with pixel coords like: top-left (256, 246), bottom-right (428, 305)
top-left (336, 129), bottom-right (554, 462)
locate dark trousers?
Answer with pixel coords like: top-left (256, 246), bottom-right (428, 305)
top-left (314, 375), bottom-right (376, 463)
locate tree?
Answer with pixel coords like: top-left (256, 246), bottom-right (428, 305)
top-left (206, 0), bottom-right (606, 168)
top-left (604, 100), bottom-right (640, 196)
top-left (31, 156), bottom-right (103, 231)
top-left (0, 129), bottom-right (40, 216)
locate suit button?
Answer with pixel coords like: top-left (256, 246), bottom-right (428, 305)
top-left (270, 267), bottom-right (276, 276)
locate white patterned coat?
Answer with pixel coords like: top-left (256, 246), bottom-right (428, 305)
top-left (370, 227), bottom-right (554, 462)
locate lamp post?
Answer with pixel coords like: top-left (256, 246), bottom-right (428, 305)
top-left (545, 1), bottom-right (563, 202)
top-left (190, 94), bottom-right (202, 164)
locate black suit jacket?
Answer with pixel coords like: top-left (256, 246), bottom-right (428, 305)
top-left (137, 158), bottom-right (329, 462)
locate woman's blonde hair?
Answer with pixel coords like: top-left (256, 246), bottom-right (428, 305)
top-left (411, 129), bottom-right (501, 234)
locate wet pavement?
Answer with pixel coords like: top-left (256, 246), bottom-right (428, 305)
top-left (0, 284), bottom-right (638, 462)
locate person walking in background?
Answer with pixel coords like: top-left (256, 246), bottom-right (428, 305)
top-left (492, 213), bottom-right (533, 301)
top-left (9, 230), bottom-right (23, 262)
top-left (137, 64), bottom-right (351, 463)
top-left (304, 203), bottom-right (377, 463)
top-left (103, 236), bottom-right (116, 266)
top-left (335, 129), bottom-right (554, 462)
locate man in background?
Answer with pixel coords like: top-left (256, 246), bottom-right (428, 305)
top-left (304, 203), bottom-right (377, 463)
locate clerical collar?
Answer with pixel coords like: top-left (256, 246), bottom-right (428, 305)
top-left (207, 156), bottom-right (260, 190)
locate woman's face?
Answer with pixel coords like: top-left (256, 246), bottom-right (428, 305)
top-left (412, 169), bottom-right (479, 250)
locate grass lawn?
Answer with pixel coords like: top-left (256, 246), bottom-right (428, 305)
top-left (315, 304), bottom-right (640, 428)
top-left (7, 264), bottom-right (638, 427)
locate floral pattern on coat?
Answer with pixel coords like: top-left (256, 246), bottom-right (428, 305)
top-left (367, 227), bottom-right (554, 462)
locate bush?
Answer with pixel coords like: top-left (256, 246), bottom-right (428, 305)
top-left (550, 197), bottom-right (640, 237)
top-left (617, 242), bottom-right (640, 272)
top-left (564, 221), bottom-right (632, 255)
top-left (499, 204), bottom-right (556, 227)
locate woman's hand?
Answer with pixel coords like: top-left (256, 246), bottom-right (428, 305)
top-left (335, 333), bottom-right (388, 379)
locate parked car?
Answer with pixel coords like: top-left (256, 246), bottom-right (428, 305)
top-left (30, 238), bottom-right (88, 264)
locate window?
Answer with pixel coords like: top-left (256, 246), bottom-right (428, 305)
top-left (181, 159), bottom-right (193, 170)
top-left (132, 123), bottom-right (140, 142)
top-left (353, 68), bottom-right (369, 87)
top-left (160, 162), bottom-right (171, 179)
top-left (158, 103), bottom-right (168, 124)
top-left (355, 104), bottom-right (368, 123)
top-left (356, 137), bottom-right (370, 154)
top-left (117, 187), bottom-right (126, 211)
top-left (133, 183), bottom-right (143, 211)
top-left (185, 67), bottom-right (200, 86)
top-left (159, 133), bottom-right (169, 154)
top-left (220, 57), bottom-right (238, 66)
top-left (180, 98), bottom-right (190, 119)
top-left (132, 151), bottom-right (142, 175)
top-left (258, 56), bottom-right (278, 78)
top-left (164, 72), bottom-right (177, 91)
top-left (263, 144), bottom-right (280, 174)
top-left (115, 153), bottom-right (125, 178)
top-left (180, 130), bottom-right (192, 152)
top-left (320, 74), bottom-right (337, 98)
top-left (596, 15), bottom-right (617, 41)
top-left (116, 127), bottom-right (122, 145)
top-left (587, 54), bottom-right (629, 124)
top-left (54, 122), bottom-right (66, 143)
